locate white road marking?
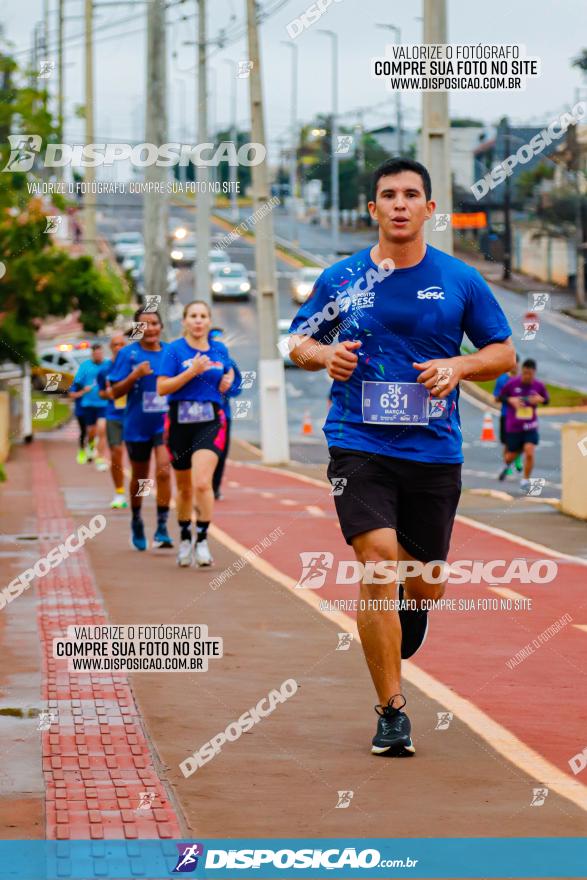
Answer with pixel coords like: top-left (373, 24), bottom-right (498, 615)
top-left (489, 586), bottom-right (528, 602)
top-left (210, 520), bottom-right (587, 813)
top-left (305, 506), bottom-right (326, 517)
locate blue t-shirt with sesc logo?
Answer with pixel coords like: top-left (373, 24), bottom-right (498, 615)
top-left (108, 341), bottom-right (168, 442)
top-left (289, 245), bottom-right (511, 464)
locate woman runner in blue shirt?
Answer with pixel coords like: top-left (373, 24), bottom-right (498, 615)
top-left (157, 300), bottom-right (234, 568)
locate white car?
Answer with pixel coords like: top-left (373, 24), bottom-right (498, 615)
top-left (211, 263), bottom-right (251, 301)
top-left (121, 245), bottom-right (145, 279)
top-left (291, 266), bottom-right (322, 303)
top-left (136, 266), bottom-right (179, 298)
top-left (113, 232), bottom-right (143, 263)
top-left (277, 318), bottom-right (295, 367)
top-left (170, 236), bottom-right (197, 267)
top-left (208, 248), bottom-right (230, 275)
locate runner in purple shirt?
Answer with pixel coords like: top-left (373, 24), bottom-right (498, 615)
top-left (498, 358), bottom-right (549, 491)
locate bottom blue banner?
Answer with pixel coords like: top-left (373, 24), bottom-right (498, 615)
top-left (0, 838), bottom-right (584, 879)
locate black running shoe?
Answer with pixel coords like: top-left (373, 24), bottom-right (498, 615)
top-left (371, 695), bottom-right (415, 756)
top-left (398, 585), bottom-right (428, 659)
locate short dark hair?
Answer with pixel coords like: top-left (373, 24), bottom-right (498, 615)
top-left (133, 306), bottom-right (163, 326)
top-left (91, 342), bottom-right (102, 351)
top-left (371, 158), bottom-right (432, 201)
top-left (522, 358), bottom-right (537, 370)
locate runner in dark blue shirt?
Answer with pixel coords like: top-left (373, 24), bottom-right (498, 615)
top-left (158, 301), bottom-right (234, 569)
top-left (109, 308), bottom-right (173, 553)
top-left (288, 158), bottom-right (515, 758)
top-left (97, 332), bottom-right (128, 509)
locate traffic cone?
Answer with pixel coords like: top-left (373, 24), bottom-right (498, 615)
top-left (301, 410), bottom-right (313, 435)
top-left (480, 412), bottom-right (496, 442)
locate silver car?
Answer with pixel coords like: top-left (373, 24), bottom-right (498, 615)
top-left (211, 263), bottom-right (251, 301)
top-left (291, 266), bottom-right (322, 303)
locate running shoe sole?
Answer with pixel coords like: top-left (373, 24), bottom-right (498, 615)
top-left (371, 739), bottom-right (416, 757)
top-left (153, 541), bottom-right (174, 550)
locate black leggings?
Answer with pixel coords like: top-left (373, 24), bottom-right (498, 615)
top-left (77, 415), bottom-right (87, 450)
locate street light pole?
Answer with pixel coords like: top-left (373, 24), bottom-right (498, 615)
top-left (223, 59), bottom-right (239, 224)
top-left (318, 29), bottom-right (339, 257)
top-left (144, 0), bottom-right (169, 330)
top-left (421, 0), bottom-right (453, 255)
top-left (376, 23), bottom-right (402, 154)
top-left (195, 0), bottom-right (211, 303)
top-left (84, 0), bottom-right (97, 255)
top-left (246, 0), bottom-right (289, 464)
top-left (281, 41), bottom-right (299, 247)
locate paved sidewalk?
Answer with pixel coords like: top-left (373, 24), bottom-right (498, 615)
top-left (1, 429), bottom-right (584, 843)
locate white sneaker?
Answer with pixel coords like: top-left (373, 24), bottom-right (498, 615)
top-left (520, 478), bottom-right (531, 493)
top-left (95, 457), bottom-right (108, 472)
top-left (110, 494), bottom-right (128, 509)
top-left (85, 445), bottom-right (96, 462)
top-left (177, 539), bottom-right (194, 567)
top-left (194, 538), bottom-right (213, 567)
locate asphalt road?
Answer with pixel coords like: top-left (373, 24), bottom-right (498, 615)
top-left (96, 194), bottom-right (587, 500)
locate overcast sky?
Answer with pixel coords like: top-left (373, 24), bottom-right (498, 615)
top-left (3, 0), bottom-right (586, 159)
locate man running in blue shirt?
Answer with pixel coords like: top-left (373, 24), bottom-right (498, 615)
top-left (70, 343), bottom-right (107, 466)
top-left (288, 158), bottom-right (515, 757)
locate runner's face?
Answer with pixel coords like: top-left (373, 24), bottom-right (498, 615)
top-left (369, 171), bottom-right (434, 243)
top-left (92, 347), bottom-right (104, 364)
top-left (184, 305), bottom-right (211, 338)
top-left (139, 313), bottom-right (162, 344)
top-left (110, 336), bottom-right (125, 357)
top-left (521, 367), bottom-right (535, 384)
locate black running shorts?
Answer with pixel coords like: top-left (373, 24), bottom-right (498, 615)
top-left (125, 433), bottom-right (164, 462)
top-left (167, 402), bottom-right (227, 471)
top-left (327, 446), bottom-right (462, 561)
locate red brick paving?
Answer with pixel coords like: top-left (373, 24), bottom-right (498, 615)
top-left (31, 442), bottom-right (182, 840)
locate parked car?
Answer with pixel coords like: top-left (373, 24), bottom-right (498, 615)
top-left (112, 232), bottom-right (143, 263)
top-left (32, 342), bottom-right (94, 391)
top-left (121, 245), bottom-right (145, 279)
top-left (211, 263), bottom-right (251, 301)
top-left (170, 235), bottom-right (197, 266)
top-left (290, 266), bottom-right (322, 304)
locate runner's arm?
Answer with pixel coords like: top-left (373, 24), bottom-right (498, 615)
top-left (157, 356), bottom-right (210, 396)
top-left (414, 338), bottom-right (516, 398)
top-left (290, 338), bottom-right (360, 381)
top-left (111, 369), bottom-right (140, 399)
top-left (457, 338), bottom-right (516, 381)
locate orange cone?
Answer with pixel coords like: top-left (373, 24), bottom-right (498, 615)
top-left (480, 412), bottom-right (496, 442)
top-left (301, 410), bottom-right (313, 435)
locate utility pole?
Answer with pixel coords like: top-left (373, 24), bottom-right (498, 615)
top-left (420, 0), bottom-right (453, 254)
top-left (246, 0), bottom-right (289, 464)
top-left (195, 0), bottom-right (211, 303)
top-left (355, 110), bottom-right (366, 216)
top-left (568, 119), bottom-right (586, 307)
top-left (318, 29), bottom-right (339, 257)
top-left (223, 59), bottom-right (239, 223)
top-left (376, 23), bottom-right (403, 154)
top-left (144, 0), bottom-right (169, 329)
top-left (281, 41), bottom-right (299, 246)
top-left (57, 0), bottom-right (65, 179)
top-left (502, 117), bottom-right (512, 281)
top-left (84, 0), bottom-right (97, 255)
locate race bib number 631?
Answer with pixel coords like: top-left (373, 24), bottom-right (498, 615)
top-left (362, 381), bottom-right (430, 425)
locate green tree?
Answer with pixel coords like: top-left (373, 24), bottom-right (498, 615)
top-left (0, 49), bottom-right (126, 364)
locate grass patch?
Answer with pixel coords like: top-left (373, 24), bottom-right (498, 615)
top-left (475, 379), bottom-right (587, 408)
top-left (32, 393), bottom-right (71, 431)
